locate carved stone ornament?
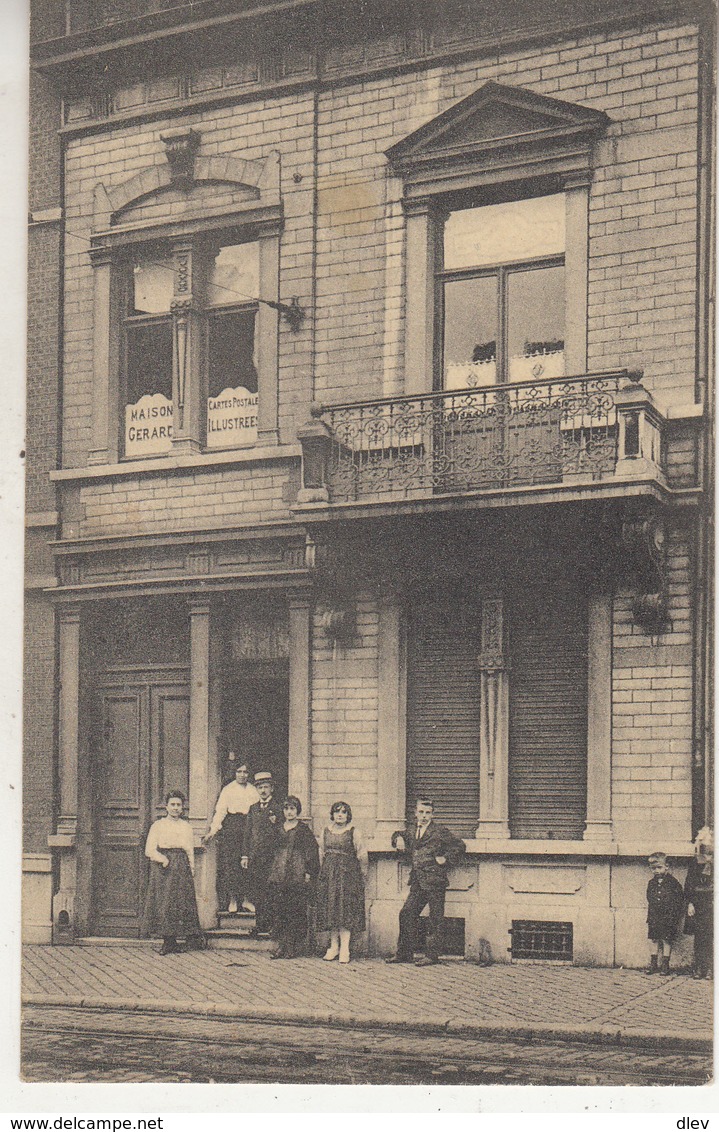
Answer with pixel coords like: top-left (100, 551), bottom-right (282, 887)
top-left (621, 509), bottom-right (670, 635)
top-left (161, 128), bottom-right (201, 188)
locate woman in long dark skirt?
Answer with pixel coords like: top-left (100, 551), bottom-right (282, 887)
top-left (202, 759), bottom-right (259, 913)
top-left (316, 801), bottom-right (368, 964)
top-left (266, 796), bottom-right (320, 959)
top-left (143, 790), bottom-right (204, 955)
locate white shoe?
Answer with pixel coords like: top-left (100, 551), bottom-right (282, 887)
top-left (323, 946), bottom-right (340, 961)
top-left (242, 900), bottom-right (256, 914)
top-left (339, 945), bottom-right (350, 964)
top-left (228, 899), bottom-right (238, 914)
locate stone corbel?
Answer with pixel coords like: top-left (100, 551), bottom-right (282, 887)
top-left (620, 507), bottom-right (670, 635)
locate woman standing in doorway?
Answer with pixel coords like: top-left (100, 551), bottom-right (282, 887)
top-left (266, 796), bottom-right (320, 958)
top-left (142, 790), bottom-right (204, 955)
top-left (316, 801), bottom-right (368, 964)
top-left (203, 757), bottom-right (259, 913)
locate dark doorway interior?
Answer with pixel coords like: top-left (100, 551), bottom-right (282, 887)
top-left (220, 661), bottom-right (290, 793)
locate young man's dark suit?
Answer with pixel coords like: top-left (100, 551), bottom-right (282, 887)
top-left (244, 796), bottom-right (284, 933)
top-left (391, 820), bottom-right (466, 962)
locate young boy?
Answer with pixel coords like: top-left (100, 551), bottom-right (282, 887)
top-left (646, 851), bottom-right (684, 975)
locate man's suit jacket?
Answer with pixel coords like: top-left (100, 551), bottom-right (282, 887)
top-left (245, 797), bottom-right (284, 871)
top-left (391, 820), bottom-right (466, 890)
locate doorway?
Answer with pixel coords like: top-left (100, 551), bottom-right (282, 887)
top-left (90, 667), bottom-right (190, 937)
top-left (220, 661), bottom-right (289, 793)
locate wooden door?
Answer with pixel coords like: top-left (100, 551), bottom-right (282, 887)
top-left (91, 671), bottom-right (189, 937)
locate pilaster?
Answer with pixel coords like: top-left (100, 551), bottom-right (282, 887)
top-left (476, 595), bottom-right (510, 839)
top-left (288, 596), bottom-right (312, 814)
top-left (375, 592), bottom-right (407, 836)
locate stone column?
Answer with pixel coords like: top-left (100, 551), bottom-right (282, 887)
top-left (188, 599), bottom-right (216, 927)
top-left (88, 247), bottom-right (121, 466)
top-left (584, 595), bottom-right (613, 841)
top-left (375, 592), bottom-right (407, 838)
top-left (171, 241), bottom-right (203, 454)
top-left (475, 595), bottom-right (510, 839)
top-left (564, 179), bottom-right (590, 375)
top-left (288, 596), bottom-right (312, 815)
top-left (404, 200), bottom-right (438, 396)
top-left (49, 607), bottom-right (82, 936)
top-left (256, 231), bottom-right (280, 444)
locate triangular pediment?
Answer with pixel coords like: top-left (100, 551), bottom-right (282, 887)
top-left (386, 81), bottom-right (609, 167)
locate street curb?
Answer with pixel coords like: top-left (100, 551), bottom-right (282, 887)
top-left (22, 994), bottom-right (713, 1053)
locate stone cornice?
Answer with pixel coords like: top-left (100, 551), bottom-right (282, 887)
top-left (35, 0), bottom-right (705, 139)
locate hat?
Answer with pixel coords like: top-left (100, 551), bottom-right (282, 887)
top-left (254, 771), bottom-right (274, 785)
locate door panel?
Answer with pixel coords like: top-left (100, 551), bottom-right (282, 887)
top-left (92, 673), bottom-right (189, 937)
top-left (93, 686), bottom-right (148, 937)
top-left (151, 687), bottom-right (190, 819)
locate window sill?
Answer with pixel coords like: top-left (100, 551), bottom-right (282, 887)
top-left (50, 442), bottom-right (302, 482)
top-left (368, 838), bottom-right (694, 858)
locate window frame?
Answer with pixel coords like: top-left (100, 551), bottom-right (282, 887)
top-left (434, 247), bottom-right (567, 391)
top-left (88, 203), bottom-right (282, 468)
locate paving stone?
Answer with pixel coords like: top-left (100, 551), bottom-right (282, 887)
top-left (22, 945), bottom-right (712, 1043)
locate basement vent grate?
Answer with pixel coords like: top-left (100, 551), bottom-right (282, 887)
top-left (509, 919), bottom-right (573, 961)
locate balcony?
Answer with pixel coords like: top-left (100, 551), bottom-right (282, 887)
top-left (296, 371), bottom-right (668, 513)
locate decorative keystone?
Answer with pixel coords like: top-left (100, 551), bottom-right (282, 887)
top-left (161, 128), bottom-right (201, 188)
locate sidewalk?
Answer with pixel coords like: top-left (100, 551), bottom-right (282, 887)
top-left (22, 944), bottom-right (713, 1050)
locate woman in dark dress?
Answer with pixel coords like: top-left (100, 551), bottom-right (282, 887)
top-left (266, 796), bottom-right (320, 959)
top-left (316, 801), bottom-right (368, 964)
top-left (142, 790), bottom-right (204, 955)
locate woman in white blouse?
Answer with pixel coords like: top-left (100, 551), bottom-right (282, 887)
top-left (142, 790), bottom-right (203, 955)
top-left (202, 757), bottom-right (260, 913)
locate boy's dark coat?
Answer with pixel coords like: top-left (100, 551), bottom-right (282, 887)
top-left (391, 821), bottom-right (466, 890)
top-left (646, 872), bottom-right (684, 940)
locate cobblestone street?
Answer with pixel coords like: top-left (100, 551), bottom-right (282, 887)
top-left (22, 1005), bottom-right (713, 1086)
top-left (21, 943), bottom-right (712, 1085)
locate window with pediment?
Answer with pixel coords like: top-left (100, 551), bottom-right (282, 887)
top-left (386, 81), bottom-right (609, 396)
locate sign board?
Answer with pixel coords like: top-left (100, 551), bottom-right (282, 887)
top-left (125, 393), bottom-right (174, 458)
top-left (206, 386), bottom-right (258, 449)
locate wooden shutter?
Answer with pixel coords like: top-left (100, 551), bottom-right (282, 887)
top-left (508, 586), bottom-right (588, 839)
top-left (407, 594), bottom-right (481, 837)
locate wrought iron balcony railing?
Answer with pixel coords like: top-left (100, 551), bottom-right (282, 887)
top-left (296, 371), bottom-right (666, 506)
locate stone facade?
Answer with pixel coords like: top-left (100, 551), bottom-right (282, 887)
top-left (26, 0), bottom-right (712, 966)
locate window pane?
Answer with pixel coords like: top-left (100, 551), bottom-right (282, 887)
top-left (124, 320), bottom-right (173, 457)
top-left (507, 264), bottom-right (565, 382)
top-left (132, 257), bottom-right (173, 314)
top-left (206, 309), bottom-right (258, 449)
top-left (207, 242), bottom-right (259, 307)
top-left (126, 321), bottom-right (173, 404)
top-left (444, 194), bottom-right (566, 271)
top-left (443, 275), bottom-right (498, 389)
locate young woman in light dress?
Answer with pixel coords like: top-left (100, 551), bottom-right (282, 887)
top-left (316, 801), bottom-right (368, 964)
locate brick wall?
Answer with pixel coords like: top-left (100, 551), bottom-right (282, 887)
top-left (611, 523), bottom-right (694, 842)
top-left (313, 20), bottom-right (700, 407)
top-left (77, 460), bottom-right (298, 537)
top-left (310, 596), bottom-right (379, 831)
top-left (23, 593), bottom-right (56, 851)
top-left (62, 92), bottom-right (317, 468)
top-left (60, 15), bottom-right (701, 499)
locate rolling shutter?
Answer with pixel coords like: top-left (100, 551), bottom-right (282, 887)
top-left (508, 586), bottom-right (588, 840)
top-left (407, 594), bottom-right (481, 837)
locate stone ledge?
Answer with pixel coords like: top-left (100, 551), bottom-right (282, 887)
top-left (51, 443), bottom-right (302, 482)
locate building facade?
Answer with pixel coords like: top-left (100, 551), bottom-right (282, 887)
top-left (24, 0), bottom-right (713, 967)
